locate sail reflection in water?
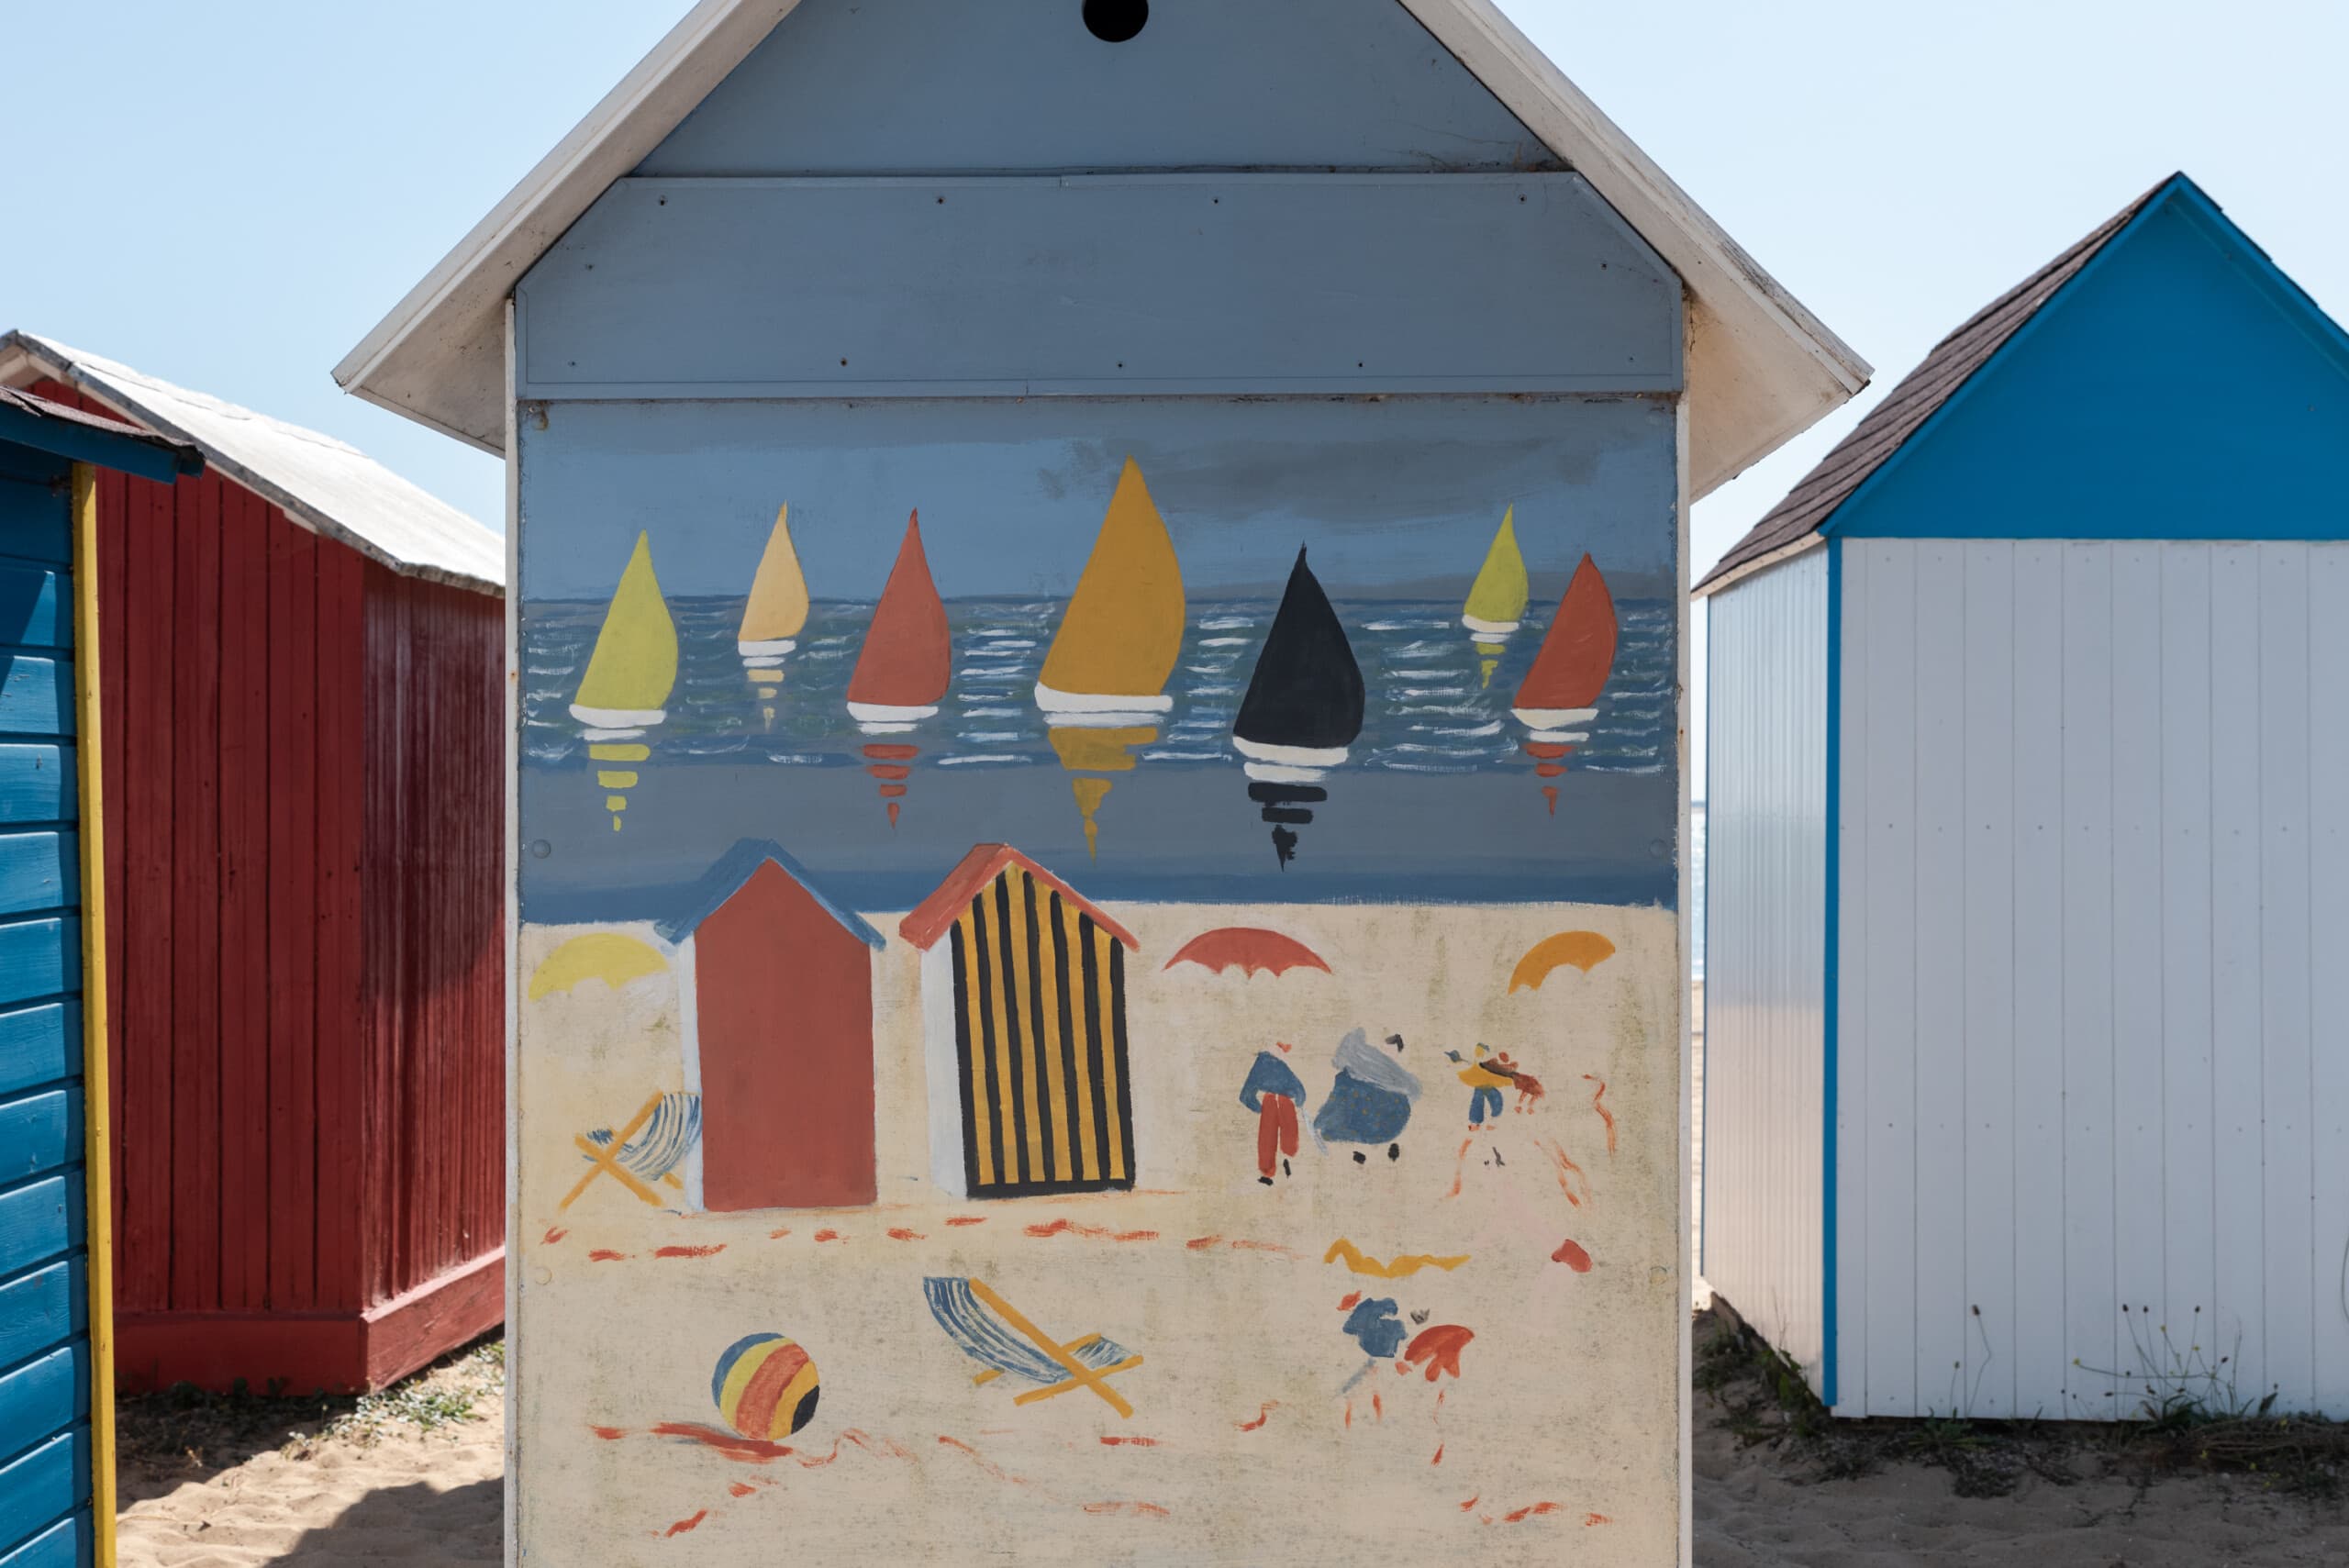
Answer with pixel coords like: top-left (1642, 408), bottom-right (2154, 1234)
top-left (1511, 553), bottom-right (1620, 816)
top-left (738, 504), bottom-right (809, 728)
top-left (1461, 506), bottom-right (1530, 689)
top-left (1233, 549), bottom-right (1365, 867)
top-left (846, 512), bottom-right (952, 828)
top-left (571, 531), bottom-right (679, 831)
top-left (1034, 458), bottom-right (1186, 857)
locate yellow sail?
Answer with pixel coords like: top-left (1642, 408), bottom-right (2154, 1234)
top-left (576, 532), bottom-right (679, 716)
top-left (1464, 506), bottom-right (1530, 627)
top-left (740, 504), bottom-right (809, 644)
top-left (1038, 457), bottom-right (1186, 700)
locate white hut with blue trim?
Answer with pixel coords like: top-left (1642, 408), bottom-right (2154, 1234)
top-left (1697, 174), bottom-right (2349, 1420)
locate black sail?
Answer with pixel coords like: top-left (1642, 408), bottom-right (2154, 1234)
top-left (1235, 550), bottom-right (1364, 751)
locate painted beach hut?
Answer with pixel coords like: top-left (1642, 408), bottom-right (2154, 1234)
top-left (337, 1), bottom-right (1865, 1558)
top-left (0, 334), bottom-right (507, 1397)
top-left (1698, 174), bottom-right (2349, 1420)
top-left (655, 840), bottom-right (885, 1211)
top-left (900, 845), bottom-right (1140, 1201)
top-left (0, 389), bottom-right (199, 1568)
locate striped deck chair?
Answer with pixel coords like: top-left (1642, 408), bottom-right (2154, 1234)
top-left (923, 1276), bottom-right (1143, 1418)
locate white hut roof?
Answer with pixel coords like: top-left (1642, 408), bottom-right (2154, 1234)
top-left (331, 0), bottom-right (1867, 500)
top-left (1, 332), bottom-right (503, 595)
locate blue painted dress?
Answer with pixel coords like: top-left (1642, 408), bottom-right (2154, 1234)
top-left (1312, 1029), bottom-right (1422, 1145)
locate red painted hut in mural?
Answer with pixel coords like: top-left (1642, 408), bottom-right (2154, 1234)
top-left (0, 333), bottom-right (506, 1395)
top-left (656, 840), bottom-right (885, 1212)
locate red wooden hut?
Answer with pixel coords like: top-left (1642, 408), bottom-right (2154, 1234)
top-left (655, 840), bottom-right (885, 1213)
top-left (0, 332), bottom-right (507, 1395)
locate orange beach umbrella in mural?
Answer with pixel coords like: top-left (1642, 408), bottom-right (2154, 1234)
top-left (1163, 927), bottom-right (1332, 978)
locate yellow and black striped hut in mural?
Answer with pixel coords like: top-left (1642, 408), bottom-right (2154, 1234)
top-left (900, 844), bottom-right (1140, 1200)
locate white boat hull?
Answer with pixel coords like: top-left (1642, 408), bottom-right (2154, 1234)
top-left (572, 704), bottom-right (665, 731)
top-left (1035, 683), bottom-right (1174, 727)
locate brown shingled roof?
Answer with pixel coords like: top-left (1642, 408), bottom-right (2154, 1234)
top-left (1694, 176), bottom-right (2176, 595)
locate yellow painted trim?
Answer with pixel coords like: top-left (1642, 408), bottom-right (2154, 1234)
top-left (70, 464), bottom-right (118, 1568)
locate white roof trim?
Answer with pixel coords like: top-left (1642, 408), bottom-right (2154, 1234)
top-left (1688, 532), bottom-right (1825, 600)
top-left (335, 0), bottom-right (1867, 499)
top-left (6, 332), bottom-right (504, 595)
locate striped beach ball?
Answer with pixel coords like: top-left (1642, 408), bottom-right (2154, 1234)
top-left (711, 1333), bottom-right (821, 1440)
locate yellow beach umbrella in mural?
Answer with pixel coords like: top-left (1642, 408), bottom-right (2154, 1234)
top-left (1035, 458), bottom-right (1186, 856)
top-left (738, 504), bottom-right (810, 728)
top-left (1462, 506), bottom-right (1531, 688)
top-left (527, 931), bottom-right (670, 1001)
top-left (572, 531), bottom-right (679, 831)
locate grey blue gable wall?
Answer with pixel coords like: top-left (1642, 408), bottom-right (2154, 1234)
top-left (1826, 183), bottom-right (2349, 542)
top-left (635, 0), bottom-right (1550, 176)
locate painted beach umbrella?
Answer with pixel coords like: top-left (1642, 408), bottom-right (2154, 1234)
top-left (1511, 553), bottom-right (1619, 815)
top-left (847, 511), bottom-right (952, 828)
top-left (1233, 548), bottom-right (1364, 867)
top-left (1507, 929), bottom-right (1617, 992)
top-left (571, 531), bottom-right (679, 831)
top-left (1163, 926), bottom-right (1332, 978)
top-left (1035, 458), bottom-right (1186, 856)
top-left (739, 503), bottom-right (810, 728)
top-left (1462, 506), bottom-right (1531, 689)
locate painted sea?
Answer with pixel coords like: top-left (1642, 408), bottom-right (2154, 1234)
top-left (518, 595), bottom-right (1681, 917)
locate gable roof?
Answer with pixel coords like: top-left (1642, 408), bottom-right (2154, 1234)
top-left (1695, 176), bottom-right (2180, 596)
top-left (0, 384), bottom-right (206, 483)
top-left (0, 332), bottom-right (503, 595)
top-left (655, 838), bottom-right (885, 948)
top-left (332, 0), bottom-right (1866, 500)
top-left (899, 844), bottom-right (1140, 954)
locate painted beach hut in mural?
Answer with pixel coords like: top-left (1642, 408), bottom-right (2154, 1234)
top-left (1698, 174), bottom-right (2349, 1421)
top-left (656, 839), bottom-right (884, 1212)
top-left (340, 1), bottom-right (1863, 1561)
top-left (901, 844), bottom-right (1140, 1201)
top-left (0, 334), bottom-right (507, 1397)
top-left (0, 389), bottom-right (199, 1568)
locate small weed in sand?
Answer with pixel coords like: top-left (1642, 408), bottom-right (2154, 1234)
top-left (306, 1339), bottom-right (507, 1451)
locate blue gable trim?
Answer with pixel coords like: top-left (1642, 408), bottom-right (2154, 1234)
top-left (654, 838), bottom-right (885, 950)
top-left (1821, 175), bottom-right (2349, 546)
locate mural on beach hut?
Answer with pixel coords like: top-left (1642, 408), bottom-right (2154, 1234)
top-left (513, 395), bottom-right (1685, 1560)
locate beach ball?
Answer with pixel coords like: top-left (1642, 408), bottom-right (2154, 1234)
top-left (711, 1333), bottom-right (821, 1440)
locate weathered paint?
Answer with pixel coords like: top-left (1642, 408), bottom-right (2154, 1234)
top-left (1698, 550), bottom-right (1828, 1387)
top-left (516, 174), bottom-right (1681, 402)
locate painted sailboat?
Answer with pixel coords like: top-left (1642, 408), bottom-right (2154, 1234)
top-left (1461, 506), bottom-right (1531, 689)
top-left (1512, 553), bottom-right (1619, 815)
top-left (847, 512), bottom-right (952, 828)
top-left (1035, 458), bottom-right (1186, 856)
top-left (1234, 549), bottom-right (1364, 867)
top-left (739, 504), bottom-right (809, 727)
top-left (571, 531), bottom-right (680, 832)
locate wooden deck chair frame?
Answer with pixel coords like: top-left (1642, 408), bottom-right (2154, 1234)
top-left (963, 1278), bottom-right (1143, 1418)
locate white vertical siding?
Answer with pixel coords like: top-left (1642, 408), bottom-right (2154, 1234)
top-left (1701, 547), bottom-right (1829, 1384)
top-left (1838, 537), bottom-right (2349, 1420)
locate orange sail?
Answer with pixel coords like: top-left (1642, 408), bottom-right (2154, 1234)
top-left (847, 512), bottom-right (952, 828)
top-left (1513, 554), bottom-right (1618, 714)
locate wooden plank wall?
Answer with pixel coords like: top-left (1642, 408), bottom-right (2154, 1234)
top-left (1836, 537), bottom-right (2349, 1421)
top-left (361, 563), bottom-right (504, 1307)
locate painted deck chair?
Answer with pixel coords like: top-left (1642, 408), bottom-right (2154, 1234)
top-left (922, 1276), bottom-right (1143, 1418)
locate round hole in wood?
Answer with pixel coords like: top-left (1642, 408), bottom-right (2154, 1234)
top-left (1084, 0), bottom-right (1148, 43)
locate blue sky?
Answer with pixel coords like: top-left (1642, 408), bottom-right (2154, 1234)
top-left (6, 0), bottom-right (2343, 775)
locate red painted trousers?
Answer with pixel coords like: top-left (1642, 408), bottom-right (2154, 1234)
top-left (1256, 1093), bottom-right (1299, 1178)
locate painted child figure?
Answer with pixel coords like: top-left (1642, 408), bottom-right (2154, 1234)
top-left (1446, 1044), bottom-right (1516, 1129)
top-left (1240, 1044), bottom-right (1308, 1185)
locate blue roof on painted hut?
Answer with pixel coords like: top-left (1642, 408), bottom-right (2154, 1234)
top-left (655, 838), bottom-right (885, 949)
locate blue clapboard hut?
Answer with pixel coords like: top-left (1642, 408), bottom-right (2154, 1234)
top-left (0, 392), bottom-right (200, 1567)
top-left (1698, 174), bottom-right (2349, 1421)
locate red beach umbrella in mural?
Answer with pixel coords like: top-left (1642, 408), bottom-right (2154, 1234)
top-left (1163, 926), bottom-right (1333, 978)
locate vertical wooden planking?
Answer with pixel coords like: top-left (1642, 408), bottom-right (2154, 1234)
top-left (1959, 540), bottom-right (2018, 1418)
top-left (117, 478), bottom-right (174, 1315)
top-left (2157, 545), bottom-right (2218, 1384)
top-left (312, 543), bottom-right (367, 1311)
top-left (217, 486), bottom-right (272, 1312)
top-left (266, 513), bottom-right (319, 1310)
top-left (2307, 544), bottom-right (2349, 1415)
top-left (2008, 540), bottom-right (2069, 1417)
top-left (1909, 542), bottom-right (1967, 1413)
top-left (2108, 544), bottom-right (2166, 1379)
top-left (2059, 542), bottom-right (2117, 1417)
top-left (1858, 540), bottom-right (1918, 1416)
top-left (2255, 543), bottom-right (2313, 1411)
top-left (2207, 545), bottom-right (2266, 1401)
top-left (1833, 540), bottom-right (1868, 1413)
top-left (168, 475), bottom-right (222, 1312)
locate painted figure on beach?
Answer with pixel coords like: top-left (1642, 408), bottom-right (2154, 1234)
top-left (1314, 1029), bottom-right (1422, 1163)
top-left (1446, 1045), bottom-right (1545, 1127)
top-left (1239, 1043), bottom-right (1308, 1185)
